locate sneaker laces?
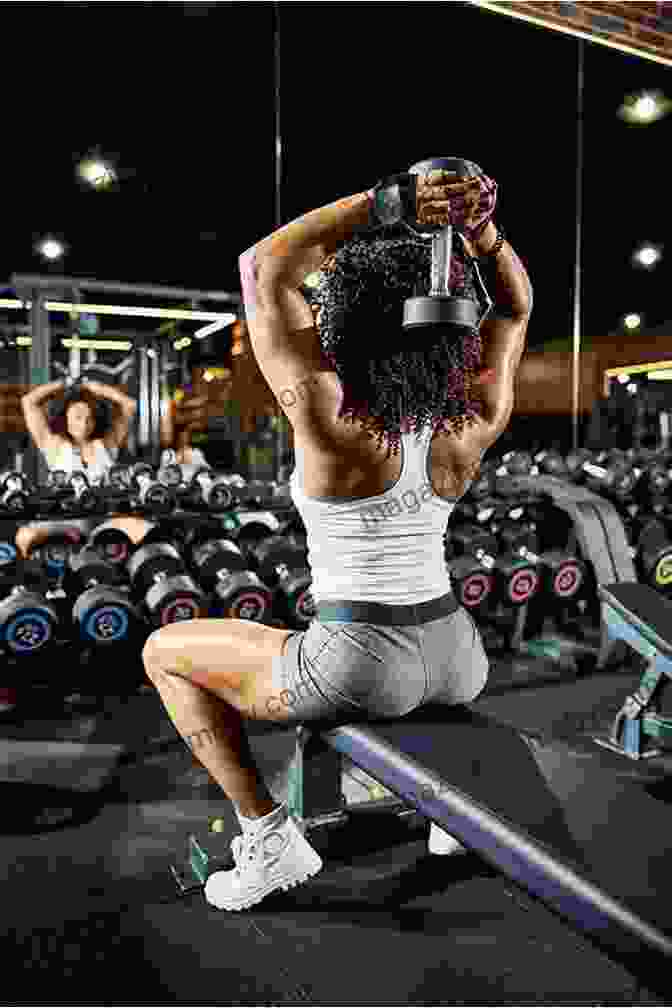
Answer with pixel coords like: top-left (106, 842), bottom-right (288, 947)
top-left (230, 826), bottom-right (287, 881)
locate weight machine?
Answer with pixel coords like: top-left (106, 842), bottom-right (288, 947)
top-left (6, 273), bottom-right (249, 485)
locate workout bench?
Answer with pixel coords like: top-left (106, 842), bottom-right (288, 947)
top-left (171, 579), bottom-right (672, 986)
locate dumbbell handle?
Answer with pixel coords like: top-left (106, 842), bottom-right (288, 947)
top-left (514, 546), bottom-right (541, 565)
top-left (430, 225), bottom-right (454, 298)
top-left (473, 548), bottom-right (495, 570)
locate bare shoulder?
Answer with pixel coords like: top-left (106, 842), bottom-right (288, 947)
top-left (437, 415), bottom-right (499, 477)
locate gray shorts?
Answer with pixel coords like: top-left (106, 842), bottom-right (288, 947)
top-left (271, 592), bottom-right (489, 722)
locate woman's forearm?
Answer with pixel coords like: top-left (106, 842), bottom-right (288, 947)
top-left (22, 379), bottom-right (65, 405)
top-left (474, 222), bottom-right (533, 319)
top-left (247, 191), bottom-right (373, 291)
top-left (86, 380), bottom-right (136, 414)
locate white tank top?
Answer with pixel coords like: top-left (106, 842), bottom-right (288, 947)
top-left (43, 439), bottom-right (119, 486)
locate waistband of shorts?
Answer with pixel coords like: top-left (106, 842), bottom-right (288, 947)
top-left (316, 592), bottom-right (458, 626)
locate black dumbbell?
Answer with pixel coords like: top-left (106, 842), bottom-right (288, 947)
top-left (36, 526), bottom-right (84, 583)
top-left (0, 541), bottom-right (18, 579)
top-left (0, 471), bottom-right (35, 515)
top-left (581, 456), bottom-right (639, 504)
top-left (564, 449), bottom-right (594, 483)
top-left (631, 515), bottom-right (672, 595)
top-left (190, 539), bottom-right (274, 621)
top-left (187, 468), bottom-right (236, 511)
top-left (127, 542), bottom-right (205, 627)
top-left (244, 534), bottom-right (316, 629)
top-left (127, 463), bottom-right (175, 514)
top-left (66, 548), bottom-right (141, 645)
top-left (533, 449), bottom-right (569, 478)
top-left (498, 451), bottom-right (535, 477)
top-left (157, 463), bottom-right (184, 491)
top-left (447, 525), bottom-right (498, 610)
top-left (0, 553), bottom-right (59, 656)
top-left (88, 521), bottom-right (135, 568)
top-left (59, 471), bottom-right (98, 515)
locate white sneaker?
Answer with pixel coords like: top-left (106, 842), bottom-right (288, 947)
top-left (204, 809), bottom-right (323, 912)
top-left (428, 822), bottom-right (468, 856)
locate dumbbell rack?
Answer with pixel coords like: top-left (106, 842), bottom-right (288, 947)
top-left (502, 475), bottom-right (638, 670)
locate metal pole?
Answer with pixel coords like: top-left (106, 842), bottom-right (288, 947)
top-left (273, 0), bottom-right (290, 481)
top-left (150, 337), bottom-right (161, 463)
top-left (69, 288), bottom-right (82, 380)
top-left (571, 38), bottom-right (585, 453)
top-left (11, 273), bottom-right (240, 307)
top-left (28, 291), bottom-right (50, 488)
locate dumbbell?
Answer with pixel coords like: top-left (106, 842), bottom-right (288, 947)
top-left (581, 456), bottom-right (639, 505)
top-left (533, 449), bottom-right (569, 478)
top-left (127, 542), bottom-right (206, 627)
top-left (126, 463), bottom-right (175, 514)
top-left (59, 471), bottom-right (98, 515)
top-left (66, 548), bottom-right (141, 644)
top-left (36, 526), bottom-right (84, 583)
top-left (0, 552), bottom-right (59, 656)
top-left (87, 520), bottom-right (136, 570)
top-left (105, 464), bottom-right (131, 491)
top-left (0, 471), bottom-right (34, 515)
top-left (447, 525), bottom-right (498, 610)
top-left (244, 534), bottom-right (316, 629)
top-left (243, 479), bottom-right (276, 508)
top-left (190, 539), bottom-right (274, 621)
top-left (157, 463), bottom-right (184, 491)
top-left (188, 468), bottom-right (236, 511)
top-left (0, 540), bottom-right (18, 578)
top-left (564, 449), bottom-right (594, 483)
top-left (498, 451), bottom-right (535, 477)
top-left (630, 514), bottom-right (672, 595)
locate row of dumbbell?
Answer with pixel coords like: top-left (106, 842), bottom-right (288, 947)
top-left (0, 465), bottom-right (293, 518)
top-left (491, 448), bottom-right (672, 596)
top-left (446, 517), bottom-right (589, 615)
top-left (0, 529), bottom-right (315, 657)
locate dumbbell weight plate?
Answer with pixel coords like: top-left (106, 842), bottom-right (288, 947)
top-left (245, 480), bottom-right (273, 508)
top-left (279, 567), bottom-right (315, 629)
top-left (191, 539), bottom-right (248, 590)
top-left (127, 542), bottom-right (184, 599)
top-left (146, 575), bottom-right (205, 626)
top-left (448, 553), bottom-right (496, 608)
top-left (69, 548), bottom-right (117, 588)
top-left (210, 571), bottom-right (274, 622)
top-left (637, 520), bottom-right (672, 592)
top-left (106, 465), bottom-right (130, 490)
top-left (158, 464), bottom-right (183, 488)
top-left (139, 483), bottom-right (174, 514)
top-left (456, 569), bottom-right (495, 608)
top-left (128, 463), bottom-right (154, 490)
top-left (496, 556), bottom-right (540, 605)
top-left (48, 470), bottom-right (70, 489)
top-left (73, 587), bottom-right (137, 643)
top-left (246, 535), bottom-right (308, 586)
top-left (0, 592), bottom-right (58, 655)
top-left (88, 522), bottom-right (134, 567)
top-left (0, 542), bottom-right (17, 576)
top-left (541, 552), bottom-right (587, 600)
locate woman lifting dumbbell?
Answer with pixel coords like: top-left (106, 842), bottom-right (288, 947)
top-left (140, 160), bottom-right (533, 912)
top-left (21, 377), bottom-right (136, 485)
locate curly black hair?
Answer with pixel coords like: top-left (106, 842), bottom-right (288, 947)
top-left (305, 223), bottom-right (486, 459)
top-left (49, 388), bottom-right (112, 442)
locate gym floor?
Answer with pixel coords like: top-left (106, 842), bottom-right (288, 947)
top-left (0, 654), bottom-right (668, 1005)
